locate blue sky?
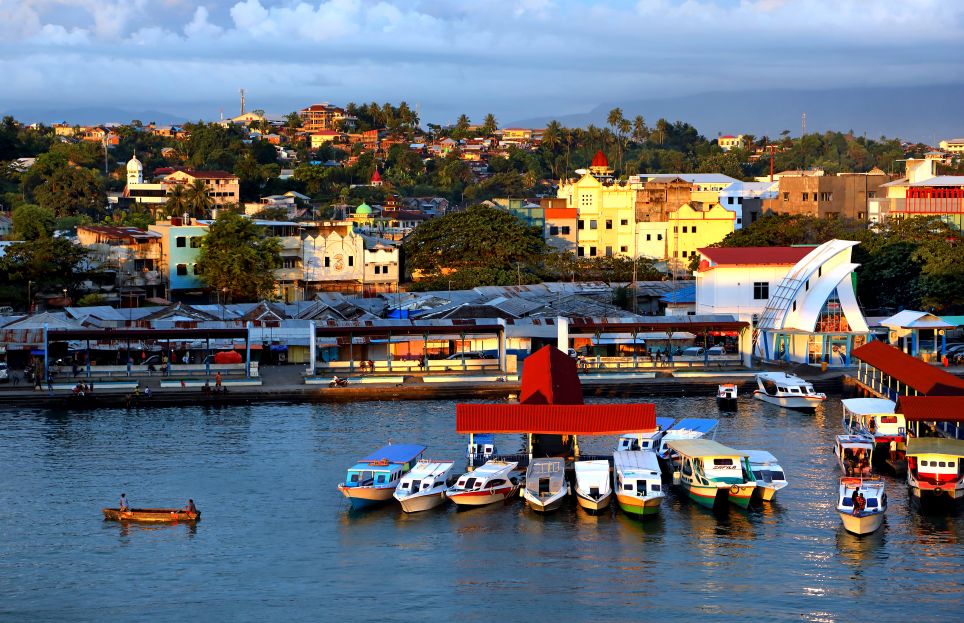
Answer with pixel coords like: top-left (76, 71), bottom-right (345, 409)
top-left (1, 0), bottom-right (962, 127)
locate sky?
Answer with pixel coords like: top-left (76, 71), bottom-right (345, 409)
top-left (1, 0), bottom-right (963, 129)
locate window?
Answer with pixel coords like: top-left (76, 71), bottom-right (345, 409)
top-left (818, 267), bottom-right (822, 277)
top-left (589, 220), bottom-right (597, 230)
top-left (560, 226), bottom-right (570, 235)
top-left (605, 246), bottom-right (613, 257)
top-left (549, 225), bottom-right (559, 235)
top-left (324, 256), bottom-right (331, 267)
top-left (605, 219), bottom-right (613, 230)
top-left (868, 191), bottom-right (877, 199)
top-left (681, 250), bottom-right (688, 257)
top-left (857, 212), bottom-right (865, 219)
top-left (190, 237), bottom-right (202, 248)
top-left (589, 246), bottom-right (597, 257)
top-left (728, 197), bottom-right (734, 204)
top-left (193, 264), bottom-right (201, 275)
top-left (802, 193), bottom-right (809, 201)
top-left (753, 281), bottom-right (769, 300)
top-left (736, 218), bottom-right (742, 225)
top-left (792, 301), bottom-right (796, 312)
top-left (783, 192), bottom-right (790, 201)
top-left (673, 226), bottom-right (678, 233)
top-left (348, 256), bottom-right (354, 267)
top-left (577, 247), bottom-right (584, 257)
top-left (713, 458), bottom-right (734, 466)
top-left (620, 246), bottom-right (628, 253)
top-left (578, 220), bottom-right (585, 230)
top-left (657, 234), bottom-right (663, 241)
top-left (646, 234), bottom-right (652, 241)
top-left (805, 279), bottom-right (809, 291)
top-left (692, 226), bottom-right (697, 233)
top-left (175, 236), bottom-right (186, 248)
top-left (682, 226), bottom-right (688, 233)
top-left (620, 219), bottom-right (628, 226)
top-left (373, 265), bottom-right (380, 275)
top-left (820, 192), bottom-right (833, 201)
top-left (176, 264), bottom-right (188, 276)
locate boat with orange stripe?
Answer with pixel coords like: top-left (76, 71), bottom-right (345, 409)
top-left (667, 439), bottom-right (757, 510)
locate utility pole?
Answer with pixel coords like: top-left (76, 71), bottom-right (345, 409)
top-left (240, 89), bottom-right (246, 116)
top-left (768, 144), bottom-right (777, 182)
top-left (801, 112), bottom-right (807, 136)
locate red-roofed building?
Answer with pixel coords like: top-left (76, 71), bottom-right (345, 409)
top-left (718, 134), bottom-right (745, 151)
top-left (855, 341), bottom-right (964, 399)
top-left (589, 150), bottom-right (611, 176)
top-left (370, 169), bottom-right (382, 187)
top-left (698, 246), bottom-right (814, 268)
top-left (163, 169), bottom-right (240, 207)
top-left (299, 103), bottom-right (354, 132)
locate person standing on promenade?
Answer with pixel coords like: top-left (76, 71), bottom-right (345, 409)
top-left (215, 371), bottom-right (222, 388)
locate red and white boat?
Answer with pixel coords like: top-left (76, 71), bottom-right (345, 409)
top-left (906, 437), bottom-right (964, 504)
top-left (446, 460), bottom-right (521, 507)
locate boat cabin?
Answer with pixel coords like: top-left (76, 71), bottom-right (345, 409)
top-left (842, 398), bottom-right (903, 443)
top-left (453, 460), bottom-right (517, 491)
top-left (525, 458), bottom-right (566, 498)
top-left (613, 451), bottom-right (663, 499)
top-left (342, 443), bottom-right (426, 490)
top-left (616, 417), bottom-right (674, 451)
top-left (835, 435), bottom-right (874, 476)
top-left (396, 461), bottom-right (453, 496)
top-left (466, 433), bottom-right (497, 463)
top-left (670, 440), bottom-right (753, 485)
top-left (739, 450), bottom-right (786, 484)
top-left (757, 372), bottom-right (820, 397)
top-left (906, 438), bottom-right (964, 491)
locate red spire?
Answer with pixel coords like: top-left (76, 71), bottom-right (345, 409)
top-left (590, 150), bottom-right (609, 168)
top-left (371, 169), bottom-right (382, 183)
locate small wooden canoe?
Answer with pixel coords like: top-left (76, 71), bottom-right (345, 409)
top-left (102, 508), bottom-right (200, 523)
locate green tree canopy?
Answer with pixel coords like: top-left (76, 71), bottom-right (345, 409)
top-left (0, 237), bottom-right (88, 309)
top-left (11, 204), bottom-right (55, 240)
top-left (196, 212), bottom-right (282, 302)
top-left (33, 166), bottom-right (105, 217)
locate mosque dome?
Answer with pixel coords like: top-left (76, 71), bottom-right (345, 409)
top-left (355, 202), bottom-right (372, 215)
top-left (127, 154), bottom-right (143, 172)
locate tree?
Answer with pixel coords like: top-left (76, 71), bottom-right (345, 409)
top-left (481, 113), bottom-right (498, 135)
top-left (0, 237), bottom-right (88, 309)
top-left (164, 184), bottom-right (188, 217)
top-left (402, 204), bottom-right (547, 289)
top-left (196, 211), bottom-right (282, 302)
top-left (284, 112), bottom-right (303, 130)
top-left (33, 166), bottom-right (105, 217)
top-left (184, 179), bottom-right (213, 219)
top-left (11, 204), bottom-right (55, 240)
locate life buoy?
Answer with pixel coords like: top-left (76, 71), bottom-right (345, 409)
top-left (934, 487), bottom-right (943, 496)
top-left (730, 484), bottom-right (740, 495)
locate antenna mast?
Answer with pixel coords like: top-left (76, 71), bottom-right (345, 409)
top-left (801, 112), bottom-right (806, 136)
top-left (240, 89), bottom-right (246, 116)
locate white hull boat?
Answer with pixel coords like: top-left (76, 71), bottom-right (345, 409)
top-left (753, 372), bottom-right (826, 411)
top-left (523, 458), bottom-right (569, 513)
top-left (837, 477), bottom-right (886, 536)
top-left (447, 460), bottom-right (520, 508)
top-left (716, 383), bottom-right (738, 410)
top-left (574, 459), bottom-right (612, 512)
top-left (394, 460), bottom-right (455, 513)
top-left (736, 449), bottom-right (788, 502)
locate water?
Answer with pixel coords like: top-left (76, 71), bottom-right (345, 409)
top-left (0, 396), bottom-right (961, 622)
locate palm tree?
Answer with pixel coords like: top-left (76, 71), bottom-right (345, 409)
top-left (541, 120), bottom-right (562, 178)
top-left (632, 115), bottom-right (648, 145)
top-left (185, 179), bottom-right (213, 219)
top-left (164, 184), bottom-right (188, 218)
top-left (618, 118), bottom-right (631, 174)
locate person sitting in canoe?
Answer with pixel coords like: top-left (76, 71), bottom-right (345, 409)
top-left (119, 493), bottom-right (130, 511)
top-left (182, 499), bottom-right (197, 514)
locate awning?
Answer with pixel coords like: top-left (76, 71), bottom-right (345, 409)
top-left (896, 396), bottom-right (964, 422)
top-left (853, 341), bottom-right (964, 396)
top-left (906, 437), bottom-right (964, 457)
top-left (456, 403), bottom-right (655, 435)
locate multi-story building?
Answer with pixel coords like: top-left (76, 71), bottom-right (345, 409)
top-left (718, 181), bottom-right (779, 229)
top-left (869, 156), bottom-right (964, 229)
top-left (299, 222), bottom-right (399, 298)
top-left (299, 103), bottom-right (354, 132)
top-left (761, 169), bottom-right (889, 220)
top-left (76, 225), bottom-right (163, 302)
top-left (632, 175), bottom-right (694, 222)
top-left (557, 151), bottom-right (636, 258)
top-left (542, 199), bottom-right (577, 253)
top-left (635, 203), bottom-right (735, 266)
top-left (79, 126), bottom-right (119, 146)
top-left (122, 155), bottom-right (168, 212)
top-left (148, 218), bottom-right (209, 293)
top-left (163, 169), bottom-right (240, 207)
top-left (717, 135), bottom-right (746, 151)
top-left (938, 138), bottom-right (964, 154)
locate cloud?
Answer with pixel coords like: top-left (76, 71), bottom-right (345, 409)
top-left (0, 0), bottom-right (961, 122)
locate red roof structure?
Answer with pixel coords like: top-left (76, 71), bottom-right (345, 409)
top-left (896, 396), bottom-right (964, 422)
top-left (455, 346), bottom-right (656, 434)
top-left (698, 246), bottom-right (814, 267)
top-left (590, 150), bottom-right (609, 168)
top-left (853, 341), bottom-right (964, 396)
top-left (371, 169), bottom-right (382, 183)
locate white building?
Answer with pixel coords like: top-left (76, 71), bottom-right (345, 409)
top-left (695, 240), bottom-right (870, 366)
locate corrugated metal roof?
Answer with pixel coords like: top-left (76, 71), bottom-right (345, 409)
top-left (896, 396), bottom-right (964, 423)
top-left (455, 403), bottom-right (656, 434)
top-left (699, 246), bottom-right (814, 266)
top-left (853, 341), bottom-right (964, 396)
top-left (905, 437), bottom-right (964, 456)
top-left (666, 439), bottom-right (746, 457)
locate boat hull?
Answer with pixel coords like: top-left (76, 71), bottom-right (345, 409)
top-left (448, 484), bottom-right (518, 507)
top-left (394, 490), bottom-right (447, 513)
top-left (339, 484), bottom-right (396, 509)
top-left (523, 488), bottom-right (568, 513)
top-left (909, 485), bottom-right (964, 503)
top-left (756, 485), bottom-right (779, 502)
top-left (685, 483), bottom-right (755, 509)
top-left (102, 508), bottom-right (200, 523)
top-left (716, 397), bottom-right (738, 410)
top-left (575, 491), bottom-right (612, 513)
top-left (615, 493), bottom-right (662, 517)
top-left (839, 510), bottom-right (884, 535)
top-left (753, 391), bottom-right (824, 411)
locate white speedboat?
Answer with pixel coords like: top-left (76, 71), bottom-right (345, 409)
top-left (613, 450), bottom-right (664, 517)
top-left (717, 383), bottom-right (738, 410)
top-left (834, 434), bottom-right (875, 476)
top-left (573, 459), bottom-right (612, 512)
top-left (736, 450), bottom-right (788, 501)
top-left (522, 458), bottom-right (569, 513)
top-left (837, 477), bottom-right (887, 535)
top-left (615, 417), bottom-right (674, 452)
top-left (446, 460), bottom-right (520, 507)
top-left (753, 372), bottom-right (826, 411)
top-left (906, 437), bottom-right (964, 504)
top-left (655, 418), bottom-right (718, 472)
top-left (393, 460), bottom-right (455, 513)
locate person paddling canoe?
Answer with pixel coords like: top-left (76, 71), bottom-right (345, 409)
top-left (119, 493), bottom-right (130, 511)
top-left (182, 499), bottom-right (197, 514)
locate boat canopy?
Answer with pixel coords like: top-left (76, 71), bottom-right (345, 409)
top-left (757, 372), bottom-right (808, 383)
top-left (735, 450), bottom-right (779, 465)
top-left (668, 418), bottom-right (718, 434)
top-left (406, 461), bottom-right (453, 477)
top-left (471, 460), bottom-right (517, 477)
top-left (837, 434), bottom-right (874, 449)
top-left (614, 450), bottom-right (661, 473)
top-left (666, 439), bottom-right (746, 458)
top-left (906, 437), bottom-right (964, 457)
top-left (359, 444), bottom-right (427, 464)
top-left (456, 403), bottom-right (656, 435)
top-left (841, 398), bottom-right (896, 416)
top-left (896, 396), bottom-right (964, 422)
top-left (473, 433), bottom-right (495, 444)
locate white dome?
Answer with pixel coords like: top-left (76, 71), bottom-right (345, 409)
top-left (127, 155), bottom-right (143, 172)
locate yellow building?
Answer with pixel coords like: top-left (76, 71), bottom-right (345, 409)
top-left (556, 151), bottom-right (636, 258)
top-left (635, 203), bottom-right (735, 264)
top-left (718, 135), bottom-right (746, 151)
top-left (938, 138), bottom-right (964, 154)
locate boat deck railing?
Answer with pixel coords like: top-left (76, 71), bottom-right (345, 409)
top-left (469, 453), bottom-right (615, 469)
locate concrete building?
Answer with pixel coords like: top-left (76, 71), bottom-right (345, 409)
top-left (299, 222), bottom-right (399, 298)
top-left (122, 155), bottom-right (168, 211)
top-left (761, 169), bottom-right (889, 220)
top-left (148, 218), bottom-right (209, 293)
top-left (542, 201), bottom-right (577, 252)
top-left (163, 169), bottom-right (240, 207)
top-left (938, 138), bottom-right (964, 154)
top-left (869, 156), bottom-right (964, 229)
top-left (695, 240), bottom-right (870, 366)
top-left (76, 225), bottom-right (164, 303)
top-left (557, 151), bottom-right (636, 258)
top-left (718, 181), bottom-right (779, 229)
top-left (637, 203), bottom-right (735, 267)
top-left (717, 135), bottom-right (746, 151)
top-left (299, 103), bottom-right (354, 132)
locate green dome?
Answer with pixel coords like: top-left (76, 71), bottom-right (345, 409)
top-left (355, 202), bottom-right (372, 215)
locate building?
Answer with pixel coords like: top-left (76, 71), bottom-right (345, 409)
top-left (718, 181), bottom-right (779, 229)
top-left (148, 218), bottom-right (209, 293)
top-left (79, 126), bottom-right (119, 146)
top-left (122, 155), bottom-right (168, 211)
top-left (299, 103), bottom-right (354, 132)
top-left (486, 198), bottom-right (544, 229)
top-left (869, 156), bottom-right (964, 229)
top-left (717, 135), bottom-right (745, 151)
top-left (557, 151), bottom-right (635, 258)
top-left (632, 176), bottom-right (695, 222)
top-left (163, 169), bottom-right (240, 207)
top-left (761, 169), bottom-right (888, 220)
top-left (542, 200), bottom-right (577, 252)
top-left (637, 203), bottom-right (735, 266)
top-left (695, 240), bottom-right (870, 366)
top-left (76, 225), bottom-right (164, 303)
top-left (310, 130), bottom-right (343, 149)
top-left (299, 222), bottom-right (399, 298)
top-left (938, 138), bottom-right (964, 154)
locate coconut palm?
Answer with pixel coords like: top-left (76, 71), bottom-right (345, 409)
top-left (163, 183), bottom-right (188, 218)
top-left (185, 179), bottom-right (213, 219)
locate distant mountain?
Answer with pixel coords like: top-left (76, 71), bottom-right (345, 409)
top-left (1, 106), bottom-right (189, 126)
top-left (509, 85), bottom-right (964, 144)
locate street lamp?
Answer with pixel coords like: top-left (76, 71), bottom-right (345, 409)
top-left (27, 280), bottom-right (33, 314)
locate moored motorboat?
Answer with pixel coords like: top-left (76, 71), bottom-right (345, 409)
top-left (102, 508), bottom-right (200, 523)
top-left (655, 418), bottom-right (718, 472)
top-left (522, 458), bottom-right (569, 513)
top-left (615, 417), bottom-right (674, 452)
top-left (668, 439), bottom-right (756, 509)
top-left (834, 434), bottom-right (875, 477)
top-left (905, 437), bottom-right (964, 505)
top-left (737, 449), bottom-right (788, 501)
top-left (338, 443), bottom-right (427, 510)
top-left (841, 398), bottom-right (905, 474)
top-left (574, 459), bottom-right (612, 512)
top-left (447, 460), bottom-right (521, 507)
top-left (393, 460), bottom-right (455, 513)
top-left (837, 477), bottom-right (887, 535)
top-left (753, 372), bottom-right (826, 411)
top-left (613, 450), bottom-right (664, 517)
top-left (716, 383), bottom-right (738, 410)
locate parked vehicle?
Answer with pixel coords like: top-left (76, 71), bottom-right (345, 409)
top-left (0, 363), bottom-right (8, 383)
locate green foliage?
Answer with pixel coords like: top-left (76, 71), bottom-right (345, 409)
top-left (541, 252), bottom-right (665, 283)
top-left (343, 101), bottom-right (419, 134)
top-left (11, 204), bottom-right (55, 240)
top-left (185, 179), bottom-right (213, 219)
top-left (76, 293), bottom-right (107, 307)
top-left (33, 166), bottom-right (105, 217)
top-left (0, 237), bottom-right (89, 309)
top-left (403, 204), bottom-right (547, 288)
top-left (196, 211), bottom-right (282, 302)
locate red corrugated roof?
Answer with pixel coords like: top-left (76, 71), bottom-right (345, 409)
top-left (698, 246), bottom-right (814, 266)
top-left (896, 396), bottom-right (964, 422)
top-left (456, 403), bottom-right (656, 434)
top-left (519, 345), bottom-right (583, 405)
top-left (854, 341), bottom-right (964, 396)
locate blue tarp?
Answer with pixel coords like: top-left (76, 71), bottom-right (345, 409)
top-left (656, 417), bottom-right (675, 431)
top-left (473, 434), bottom-right (495, 444)
top-left (359, 444), bottom-right (426, 464)
top-left (669, 418), bottom-right (718, 434)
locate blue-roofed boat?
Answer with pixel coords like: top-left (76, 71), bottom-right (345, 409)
top-left (615, 416), bottom-right (675, 452)
top-left (338, 443), bottom-right (427, 510)
top-left (656, 418), bottom-right (718, 471)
